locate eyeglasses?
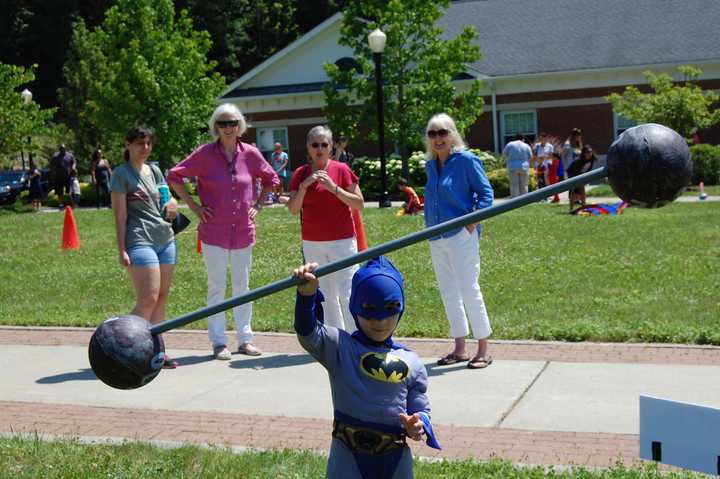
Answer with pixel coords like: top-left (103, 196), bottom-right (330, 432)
top-left (427, 129), bottom-right (449, 139)
top-left (311, 142), bottom-right (329, 149)
top-left (217, 120), bottom-right (239, 128)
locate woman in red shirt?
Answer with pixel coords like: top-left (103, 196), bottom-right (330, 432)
top-left (287, 126), bottom-right (365, 332)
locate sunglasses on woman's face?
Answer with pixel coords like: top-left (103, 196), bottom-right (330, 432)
top-left (427, 129), bottom-right (449, 139)
top-left (217, 120), bottom-right (239, 128)
top-left (311, 142), bottom-right (329, 149)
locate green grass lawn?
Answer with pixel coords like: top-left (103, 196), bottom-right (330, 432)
top-left (1, 202), bottom-right (718, 343)
top-left (587, 183), bottom-right (720, 197)
top-left (0, 436), bottom-right (700, 479)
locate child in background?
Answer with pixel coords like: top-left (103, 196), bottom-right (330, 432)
top-left (69, 169), bottom-right (81, 208)
top-left (28, 160), bottom-right (43, 211)
top-left (547, 152), bottom-right (565, 203)
top-left (396, 178), bottom-right (423, 216)
top-left (293, 256), bottom-right (440, 479)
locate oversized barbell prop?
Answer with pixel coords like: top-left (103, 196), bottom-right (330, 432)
top-left (89, 123), bottom-right (693, 389)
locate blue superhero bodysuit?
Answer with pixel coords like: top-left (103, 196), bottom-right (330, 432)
top-left (295, 256), bottom-right (440, 479)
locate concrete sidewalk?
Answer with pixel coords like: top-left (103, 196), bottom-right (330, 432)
top-left (1, 327), bottom-right (719, 468)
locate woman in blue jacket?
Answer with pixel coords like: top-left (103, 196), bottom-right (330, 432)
top-left (424, 113), bottom-right (495, 370)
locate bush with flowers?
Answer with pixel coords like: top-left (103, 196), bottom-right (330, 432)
top-left (353, 149), bottom-right (509, 200)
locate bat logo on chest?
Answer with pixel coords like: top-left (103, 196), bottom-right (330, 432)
top-left (359, 352), bottom-right (410, 383)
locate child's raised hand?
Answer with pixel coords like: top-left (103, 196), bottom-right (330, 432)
top-left (399, 413), bottom-right (424, 441)
top-left (293, 262), bottom-right (320, 296)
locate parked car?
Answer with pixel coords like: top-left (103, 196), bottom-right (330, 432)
top-left (0, 170), bottom-right (29, 204)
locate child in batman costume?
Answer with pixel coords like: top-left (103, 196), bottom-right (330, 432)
top-left (294, 256), bottom-right (440, 479)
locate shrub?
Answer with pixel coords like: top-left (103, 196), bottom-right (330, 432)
top-left (469, 148), bottom-right (504, 171)
top-left (354, 153), bottom-right (424, 200)
top-left (354, 149), bottom-right (502, 200)
top-left (690, 143), bottom-right (720, 185)
top-left (46, 182), bottom-right (99, 207)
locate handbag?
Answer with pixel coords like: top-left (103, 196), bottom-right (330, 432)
top-left (171, 212), bottom-right (191, 235)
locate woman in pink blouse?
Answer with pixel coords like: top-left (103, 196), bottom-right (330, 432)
top-left (168, 104), bottom-right (279, 360)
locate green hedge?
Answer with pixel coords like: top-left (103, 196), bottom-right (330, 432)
top-left (45, 183), bottom-right (101, 207)
top-left (354, 149), bottom-right (502, 200)
top-left (690, 143), bottom-right (720, 185)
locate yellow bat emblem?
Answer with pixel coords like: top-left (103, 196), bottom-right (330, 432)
top-left (360, 352), bottom-right (410, 383)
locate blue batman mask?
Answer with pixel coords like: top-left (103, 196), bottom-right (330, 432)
top-left (349, 256), bottom-right (407, 349)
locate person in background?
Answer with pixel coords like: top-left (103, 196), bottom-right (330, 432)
top-left (397, 177), bottom-right (423, 215)
top-left (547, 151), bottom-right (565, 203)
top-left (333, 136), bottom-right (354, 168)
top-left (533, 132), bottom-right (554, 191)
top-left (561, 128), bottom-right (583, 177)
top-left (270, 142), bottom-right (289, 202)
top-left (503, 134), bottom-right (533, 198)
top-left (286, 125), bottom-right (364, 332)
top-left (50, 144), bottom-right (76, 208)
top-left (69, 168), bottom-right (81, 208)
top-left (567, 145), bottom-right (597, 210)
top-left (91, 148), bottom-right (113, 208)
top-left (168, 103), bottom-right (279, 360)
top-left (110, 125), bottom-right (179, 369)
top-left (28, 159), bottom-right (43, 211)
top-left (424, 113), bottom-right (494, 370)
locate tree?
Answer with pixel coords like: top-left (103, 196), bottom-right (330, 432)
top-left (606, 65), bottom-right (720, 139)
top-left (176, 0), bottom-right (299, 80)
top-left (59, 0), bottom-right (226, 170)
top-left (323, 0), bottom-right (485, 177)
top-left (0, 63), bottom-right (55, 167)
top-left (58, 19), bottom-right (106, 168)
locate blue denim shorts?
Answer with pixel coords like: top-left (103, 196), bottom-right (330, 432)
top-left (127, 241), bottom-right (177, 267)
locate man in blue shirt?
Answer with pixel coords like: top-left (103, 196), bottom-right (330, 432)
top-left (502, 134), bottom-right (533, 197)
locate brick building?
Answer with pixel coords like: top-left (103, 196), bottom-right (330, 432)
top-left (220, 0), bottom-right (720, 169)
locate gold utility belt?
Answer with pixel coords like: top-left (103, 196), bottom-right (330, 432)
top-left (332, 420), bottom-right (407, 455)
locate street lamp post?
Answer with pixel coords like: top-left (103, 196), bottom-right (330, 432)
top-left (368, 28), bottom-right (391, 208)
top-left (21, 89), bottom-right (32, 171)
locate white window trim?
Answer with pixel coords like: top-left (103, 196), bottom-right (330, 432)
top-left (500, 110), bottom-right (537, 146)
top-left (256, 126), bottom-right (289, 153)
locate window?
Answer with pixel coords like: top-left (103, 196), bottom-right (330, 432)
top-left (500, 111), bottom-right (537, 146)
top-left (614, 113), bottom-right (637, 138)
top-left (256, 127), bottom-right (289, 159)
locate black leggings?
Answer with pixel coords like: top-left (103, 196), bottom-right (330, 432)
top-left (96, 181), bottom-right (110, 207)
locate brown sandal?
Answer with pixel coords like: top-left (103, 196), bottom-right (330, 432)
top-left (467, 356), bottom-right (493, 369)
top-left (437, 353), bottom-right (470, 366)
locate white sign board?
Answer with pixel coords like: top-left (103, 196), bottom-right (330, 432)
top-left (640, 395), bottom-right (720, 475)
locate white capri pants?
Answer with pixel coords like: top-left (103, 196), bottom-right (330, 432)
top-left (202, 242), bottom-right (254, 347)
top-left (302, 237), bottom-right (358, 333)
top-left (429, 228), bottom-right (492, 340)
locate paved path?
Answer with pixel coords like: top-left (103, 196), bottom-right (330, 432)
top-left (1, 326), bottom-right (719, 469)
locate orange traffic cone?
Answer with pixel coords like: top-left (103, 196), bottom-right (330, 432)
top-left (352, 209), bottom-right (368, 252)
top-left (61, 206), bottom-right (80, 250)
top-left (196, 229), bottom-right (203, 254)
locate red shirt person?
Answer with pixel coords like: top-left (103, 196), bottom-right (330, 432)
top-left (286, 126), bottom-right (365, 332)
